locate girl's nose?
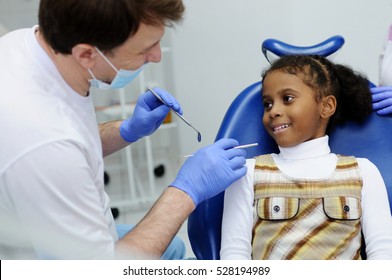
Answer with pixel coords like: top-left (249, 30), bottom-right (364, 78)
top-left (269, 104), bottom-right (282, 119)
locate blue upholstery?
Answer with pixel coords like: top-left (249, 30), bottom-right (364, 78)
top-left (187, 82), bottom-right (265, 260)
top-left (187, 36), bottom-right (392, 260)
top-left (262, 35), bottom-right (345, 63)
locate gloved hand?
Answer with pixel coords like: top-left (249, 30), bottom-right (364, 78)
top-left (171, 138), bottom-right (247, 206)
top-left (371, 86), bottom-right (392, 115)
top-left (120, 87), bottom-right (182, 142)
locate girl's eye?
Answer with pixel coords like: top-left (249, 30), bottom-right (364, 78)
top-left (263, 101), bottom-right (272, 110)
top-left (283, 95), bottom-right (294, 103)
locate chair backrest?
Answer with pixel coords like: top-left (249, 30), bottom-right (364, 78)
top-left (187, 81), bottom-right (266, 260)
top-left (187, 36), bottom-right (392, 260)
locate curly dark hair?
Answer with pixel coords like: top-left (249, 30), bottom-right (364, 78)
top-left (261, 55), bottom-right (373, 134)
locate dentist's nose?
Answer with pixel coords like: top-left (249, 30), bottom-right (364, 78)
top-left (146, 43), bottom-right (162, 63)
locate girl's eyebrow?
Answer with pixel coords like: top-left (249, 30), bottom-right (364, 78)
top-left (276, 88), bottom-right (302, 97)
top-left (261, 92), bottom-right (270, 100)
top-left (263, 87), bottom-right (298, 98)
top-left (279, 87), bottom-right (298, 93)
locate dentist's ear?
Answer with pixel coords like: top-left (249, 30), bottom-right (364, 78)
top-left (71, 44), bottom-right (97, 69)
top-left (320, 95), bottom-right (337, 119)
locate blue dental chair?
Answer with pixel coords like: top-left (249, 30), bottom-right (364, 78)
top-left (187, 36), bottom-right (392, 260)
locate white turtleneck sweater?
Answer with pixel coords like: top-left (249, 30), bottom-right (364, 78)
top-left (220, 136), bottom-right (392, 260)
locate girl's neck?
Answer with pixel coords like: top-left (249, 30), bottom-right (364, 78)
top-left (278, 136), bottom-right (330, 160)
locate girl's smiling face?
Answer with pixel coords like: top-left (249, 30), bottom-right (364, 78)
top-left (262, 70), bottom-right (332, 148)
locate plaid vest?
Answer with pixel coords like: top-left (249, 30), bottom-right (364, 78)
top-left (252, 154), bottom-right (363, 259)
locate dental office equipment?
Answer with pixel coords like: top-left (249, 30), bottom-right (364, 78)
top-left (183, 143), bottom-right (258, 158)
top-left (148, 87), bottom-right (202, 142)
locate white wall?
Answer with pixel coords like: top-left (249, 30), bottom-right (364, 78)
top-left (170, 0), bottom-right (392, 155)
top-left (0, 0), bottom-right (39, 30)
top-left (2, 0), bottom-right (392, 158)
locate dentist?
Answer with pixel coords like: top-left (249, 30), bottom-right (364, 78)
top-left (0, 0), bottom-right (247, 259)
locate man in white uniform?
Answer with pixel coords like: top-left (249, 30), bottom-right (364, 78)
top-left (0, 0), bottom-right (247, 259)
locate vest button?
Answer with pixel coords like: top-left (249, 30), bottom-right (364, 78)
top-left (273, 205), bottom-right (280, 212)
top-left (343, 205), bottom-right (350, 212)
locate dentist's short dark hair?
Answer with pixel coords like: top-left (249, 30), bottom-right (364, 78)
top-left (38, 0), bottom-right (184, 54)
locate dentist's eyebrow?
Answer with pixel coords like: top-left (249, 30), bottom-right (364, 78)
top-left (139, 41), bottom-right (160, 54)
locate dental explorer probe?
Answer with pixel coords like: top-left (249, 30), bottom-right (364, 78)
top-left (148, 87), bottom-right (202, 142)
top-left (183, 143), bottom-right (259, 158)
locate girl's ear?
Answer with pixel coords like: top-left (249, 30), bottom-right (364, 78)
top-left (71, 44), bottom-right (96, 69)
top-left (320, 95), bottom-right (337, 119)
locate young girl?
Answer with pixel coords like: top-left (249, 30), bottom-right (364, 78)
top-left (220, 55), bottom-right (392, 260)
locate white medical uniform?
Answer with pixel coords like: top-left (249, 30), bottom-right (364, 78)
top-left (0, 27), bottom-right (117, 259)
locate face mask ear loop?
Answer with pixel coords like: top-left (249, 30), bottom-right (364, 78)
top-left (87, 68), bottom-right (98, 80)
top-left (95, 47), bottom-right (119, 73)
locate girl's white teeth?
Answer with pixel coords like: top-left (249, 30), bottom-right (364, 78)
top-left (273, 124), bottom-right (289, 131)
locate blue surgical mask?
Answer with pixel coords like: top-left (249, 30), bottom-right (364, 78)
top-left (88, 47), bottom-right (144, 89)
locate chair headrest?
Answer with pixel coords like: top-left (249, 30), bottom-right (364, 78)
top-left (262, 35), bottom-right (345, 63)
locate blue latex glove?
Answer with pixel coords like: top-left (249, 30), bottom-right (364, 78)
top-left (371, 86), bottom-right (392, 115)
top-left (171, 138), bottom-right (247, 206)
top-left (120, 87), bottom-right (183, 142)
